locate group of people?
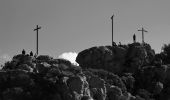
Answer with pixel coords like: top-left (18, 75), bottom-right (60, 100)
top-left (22, 49), bottom-right (34, 57)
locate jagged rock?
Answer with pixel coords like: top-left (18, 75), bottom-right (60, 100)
top-left (164, 65), bottom-right (170, 85)
top-left (153, 65), bottom-right (167, 83)
top-left (36, 62), bottom-right (51, 74)
top-left (3, 61), bottom-right (17, 70)
top-left (88, 76), bottom-right (106, 96)
top-left (135, 95), bottom-right (145, 100)
top-left (106, 72), bottom-right (127, 93)
top-left (36, 55), bottom-right (53, 61)
top-left (137, 89), bottom-right (151, 100)
top-left (58, 63), bottom-right (69, 70)
top-left (81, 95), bottom-right (93, 100)
top-left (7, 70), bottom-right (32, 87)
top-left (119, 92), bottom-right (136, 100)
top-left (143, 43), bottom-right (155, 64)
top-left (17, 64), bottom-right (33, 72)
top-left (90, 88), bottom-right (105, 100)
top-left (159, 86), bottom-right (170, 100)
top-left (134, 66), bottom-right (155, 91)
top-left (135, 65), bottom-right (168, 94)
top-left (153, 82), bottom-right (163, 95)
top-left (76, 46), bottom-right (127, 74)
top-left (0, 42), bottom-right (168, 100)
top-left (107, 85), bottom-right (122, 100)
top-left (67, 75), bottom-right (88, 95)
top-left (2, 87), bottom-right (31, 100)
top-left (51, 93), bottom-right (62, 100)
top-left (12, 54), bottom-right (34, 66)
top-left (121, 73), bottom-right (135, 93)
top-left (76, 43), bottom-right (154, 74)
top-left (125, 43), bottom-right (148, 73)
top-left (46, 67), bottom-right (61, 77)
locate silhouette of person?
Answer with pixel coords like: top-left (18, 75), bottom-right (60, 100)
top-left (112, 41), bottom-right (117, 46)
top-left (30, 51), bottom-right (33, 56)
top-left (133, 34), bottom-right (136, 43)
top-left (22, 49), bottom-right (26, 55)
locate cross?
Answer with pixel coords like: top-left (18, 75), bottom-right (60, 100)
top-left (138, 27), bottom-right (147, 44)
top-left (111, 14), bottom-right (114, 46)
top-left (34, 25), bottom-right (41, 55)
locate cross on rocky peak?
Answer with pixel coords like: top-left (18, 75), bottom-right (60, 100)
top-left (138, 27), bottom-right (148, 44)
top-left (34, 25), bottom-right (41, 55)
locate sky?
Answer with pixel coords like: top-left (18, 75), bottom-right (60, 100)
top-left (0, 0), bottom-right (170, 63)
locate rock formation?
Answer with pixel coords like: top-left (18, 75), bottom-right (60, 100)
top-left (0, 42), bottom-right (170, 100)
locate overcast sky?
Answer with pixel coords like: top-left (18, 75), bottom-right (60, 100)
top-left (0, 0), bottom-right (170, 59)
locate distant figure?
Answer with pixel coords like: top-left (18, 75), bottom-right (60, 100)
top-left (133, 34), bottom-right (136, 43)
top-left (30, 51), bottom-right (33, 56)
top-left (112, 41), bottom-right (117, 46)
top-left (22, 49), bottom-right (26, 55)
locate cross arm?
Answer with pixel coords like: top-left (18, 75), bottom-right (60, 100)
top-left (144, 30), bottom-right (148, 32)
top-left (137, 29), bottom-right (148, 32)
top-left (111, 14), bottom-right (114, 20)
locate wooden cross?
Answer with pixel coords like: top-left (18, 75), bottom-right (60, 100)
top-left (111, 14), bottom-right (114, 46)
top-left (138, 27), bottom-right (147, 44)
top-left (34, 25), bottom-right (41, 55)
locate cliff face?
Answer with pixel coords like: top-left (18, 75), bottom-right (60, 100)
top-left (0, 42), bottom-right (170, 100)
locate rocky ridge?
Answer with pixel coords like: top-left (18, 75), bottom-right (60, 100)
top-left (0, 42), bottom-right (169, 100)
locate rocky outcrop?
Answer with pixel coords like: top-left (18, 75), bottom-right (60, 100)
top-left (2, 42), bottom-right (170, 100)
top-left (76, 43), bottom-right (155, 74)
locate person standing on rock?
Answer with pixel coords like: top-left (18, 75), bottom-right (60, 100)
top-left (22, 49), bottom-right (26, 55)
top-left (133, 34), bottom-right (136, 43)
top-left (112, 41), bottom-right (117, 46)
top-left (30, 51), bottom-right (33, 56)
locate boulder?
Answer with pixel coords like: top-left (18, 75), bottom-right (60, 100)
top-left (76, 43), bottom-right (154, 74)
top-left (125, 44), bottom-right (147, 73)
top-left (121, 73), bottom-right (135, 93)
top-left (36, 55), bottom-right (53, 61)
top-left (67, 75), bottom-right (88, 94)
top-left (119, 92), bottom-right (136, 100)
top-left (88, 76), bottom-right (106, 95)
top-left (137, 89), bottom-right (151, 100)
top-left (2, 87), bottom-right (27, 100)
top-left (17, 64), bottom-right (33, 72)
top-left (164, 65), bottom-right (170, 85)
top-left (107, 85), bottom-right (123, 100)
top-left (106, 72), bottom-right (127, 93)
top-left (12, 54), bottom-right (34, 66)
top-left (153, 65), bottom-right (167, 83)
top-left (76, 46), bottom-right (126, 74)
top-left (153, 82), bottom-right (163, 95)
top-left (36, 62), bottom-right (51, 74)
top-left (81, 95), bottom-right (93, 100)
top-left (90, 88), bottom-right (105, 100)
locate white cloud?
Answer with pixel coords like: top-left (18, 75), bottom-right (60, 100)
top-left (0, 54), bottom-right (11, 66)
top-left (58, 52), bottom-right (79, 66)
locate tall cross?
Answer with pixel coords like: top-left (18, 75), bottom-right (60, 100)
top-left (138, 27), bottom-right (147, 44)
top-left (111, 14), bottom-right (114, 46)
top-left (34, 25), bottom-right (41, 55)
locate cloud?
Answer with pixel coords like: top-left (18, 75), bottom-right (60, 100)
top-left (0, 54), bottom-right (11, 66)
top-left (58, 52), bottom-right (79, 65)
